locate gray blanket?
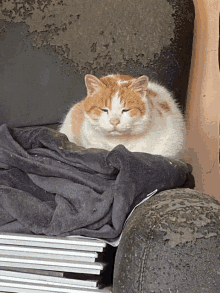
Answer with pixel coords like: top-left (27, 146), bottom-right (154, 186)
top-left (0, 124), bottom-right (194, 241)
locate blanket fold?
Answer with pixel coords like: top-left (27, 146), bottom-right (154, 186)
top-left (0, 124), bottom-right (194, 241)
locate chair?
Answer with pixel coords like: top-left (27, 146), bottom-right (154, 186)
top-left (0, 0), bottom-right (219, 292)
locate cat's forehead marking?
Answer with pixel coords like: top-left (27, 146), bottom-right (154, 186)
top-left (117, 80), bottom-right (130, 86)
top-left (111, 91), bottom-right (124, 111)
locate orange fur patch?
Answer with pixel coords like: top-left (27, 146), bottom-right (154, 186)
top-left (115, 74), bottom-right (133, 82)
top-left (84, 74), bottom-right (146, 117)
top-left (71, 101), bottom-right (85, 145)
top-left (120, 85), bottom-right (145, 117)
top-left (84, 76), bottom-right (118, 115)
top-left (158, 101), bottom-right (171, 113)
top-left (147, 89), bottom-right (157, 98)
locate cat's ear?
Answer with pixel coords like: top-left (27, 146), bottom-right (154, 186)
top-left (129, 75), bottom-right (149, 96)
top-left (85, 74), bottom-right (105, 95)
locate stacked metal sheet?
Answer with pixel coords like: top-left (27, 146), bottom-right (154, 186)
top-left (0, 233), bottom-right (112, 293)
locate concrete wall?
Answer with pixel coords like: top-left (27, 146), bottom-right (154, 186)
top-left (0, 0), bottom-right (194, 127)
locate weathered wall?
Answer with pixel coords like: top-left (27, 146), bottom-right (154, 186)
top-left (1, 0), bottom-right (175, 69)
top-left (0, 0), bottom-right (194, 127)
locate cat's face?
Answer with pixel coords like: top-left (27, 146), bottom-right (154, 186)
top-left (83, 74), bottom-right (154, 136)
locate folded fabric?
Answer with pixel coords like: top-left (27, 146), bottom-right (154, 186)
top-left (0, 124), bottom-right (194, 241)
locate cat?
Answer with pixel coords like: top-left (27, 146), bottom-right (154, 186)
top-left (59, 74), bottom-right (186, 159)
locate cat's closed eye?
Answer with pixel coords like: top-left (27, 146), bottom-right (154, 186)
top-left (101, 109), bottom-right (108, 113)
top-left (122, 109), bottom-right (130, 113)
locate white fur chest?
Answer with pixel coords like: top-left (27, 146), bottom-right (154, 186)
top-left (80, 112), bottom-right (184, 158)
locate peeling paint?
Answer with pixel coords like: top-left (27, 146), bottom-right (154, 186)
top-left (127, 188), bottom-right (220, 248)
top-left (163, 228), bottom-right (218, 248)
top-left (0, 0), bottom-right (175, 69)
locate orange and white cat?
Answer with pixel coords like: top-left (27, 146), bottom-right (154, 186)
top-left (59, 74), bottom-right (186, 159)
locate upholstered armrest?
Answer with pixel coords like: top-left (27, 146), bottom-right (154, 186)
top-left (113, 188), bottom-right (220, 292)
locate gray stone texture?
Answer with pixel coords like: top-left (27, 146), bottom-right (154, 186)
top-left (0, 0), bottom-right (194, 127)
top-left (113, 188), bottom-right (220, 293)
top-left (0, 0), bottom-right (175, 68)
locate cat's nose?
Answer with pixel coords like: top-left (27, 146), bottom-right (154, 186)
top-left (110, 117), bottom-right (120, 127)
